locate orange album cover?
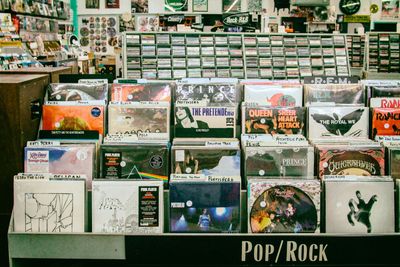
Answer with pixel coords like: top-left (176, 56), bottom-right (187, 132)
top-left (372, 108), bottom-right (400, 138)
top-left (42, 104), bottom-right (105, 135)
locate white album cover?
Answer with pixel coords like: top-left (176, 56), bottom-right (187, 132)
top-left (244, 84), bottom-right (303, 107)
top-left (325, 179), bottom-right (394, 233)
top-left (92, 180), bottom-right (163, 234)
top-left (13, 178), bottom-right (85, 233)
top-left (308, 107), bottom-right (369, 139)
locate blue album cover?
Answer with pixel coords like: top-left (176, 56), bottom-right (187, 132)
top-left (169, 182), bottom-right (241, 233)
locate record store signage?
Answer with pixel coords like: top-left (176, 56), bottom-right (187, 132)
top-left (223, 12), bottom-right (250, 26)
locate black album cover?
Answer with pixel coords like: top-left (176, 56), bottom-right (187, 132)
top-left (100, 144), bottom-right (169, 183)
top-left (175, 83), bottom-right (238, 104)
top-left (389, 148), bottom-right (400, 179)
top-left (245, 146), bottom-right (314, 177)
top-left (371, 86), bottom-right (400, 98)
top-left (308, 107), bottom-right (369, 139)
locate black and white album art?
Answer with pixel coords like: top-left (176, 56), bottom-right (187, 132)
top-left (308, 107), bottom-right (369, 139)
top-left (325, 180), bottom-right (394, 233)
top-left (175, 83), bottom-right (237, 105)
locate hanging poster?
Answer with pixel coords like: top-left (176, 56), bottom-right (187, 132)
top-left (381, 0), bottom-right (399, 19)
top-left (86, 0), bottom-right (99, 9)
top-left (193, 0), bottom-right (207, 12)
top-left (247, 0), bottom-right (262, 12)
top-left (164, 0), bottom-right (188, 12)
top-left (136, 14), bottom-right (159, 31)
top-left (105, 0), bottom-right (120, 8)
top-left (131, 0), bottom-right (148, 13)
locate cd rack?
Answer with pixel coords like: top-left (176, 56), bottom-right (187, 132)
top-left (123, 32), bottom-right (352, 80)
top-left (365, 32), bottom-right (400, 73)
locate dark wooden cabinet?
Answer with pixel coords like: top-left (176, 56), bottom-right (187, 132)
top-left (0, 66), bottom-right (74, 83)
top-left (0, 74), bottom-right (49, 215)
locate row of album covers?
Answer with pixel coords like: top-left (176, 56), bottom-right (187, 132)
top-left (13, 77), bottom-right (400, 235)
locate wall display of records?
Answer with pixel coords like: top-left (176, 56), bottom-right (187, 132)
top-left (79, 15), bottom-right (119, 55)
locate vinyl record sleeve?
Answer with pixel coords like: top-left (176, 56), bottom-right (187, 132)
top-left (171, 147), bottom-right (240, 177)
top-left (13, 178), bottom-right (85, 233)
top-left (169, 181), bottom-right (241, 233)
top-left (42, 104), bottom-right (105, 135)
top-left (248, 179), bottom-right (321, 233)
top-left (108, 102), bottom-right (169, 140)
top-left (174, 105), bottom-right (236, 138)
top-left (24, 145), bottom-right (96, 189)
top-left (308, 107), bottom-right (369, 139)
top-left (111, 83), bottom-right (171, 102)
top-left (242, 105), bottom-right (306, 135)
top-left (92, 180), bottom-right (163, 234)
top-left (100, 144), bottom-right (169, 182)
top-left (245, 146), bottom-right (314, 177)
top-left (47, 83), bottom-right (108, 101)
top-left (175, 83), bottom-right (239, 105)
top-left (389, 148), bottom-right (400, 179)
top-left (317, 147), bottom-right (385, 178)
top-left (325, 179), bottom-right (394, 233)
top-left (304, 84), bottom-right (365, 106)
top-left (372, 108), bottom-right (400, 138)
top-left (243, 84), bottom-right (303, 107)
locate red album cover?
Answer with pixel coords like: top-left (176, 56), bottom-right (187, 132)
top-left (372, 108), bottom-right (400, 138)
top-left (42, 104), bottom-right (105, 135)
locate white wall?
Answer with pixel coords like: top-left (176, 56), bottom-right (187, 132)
top-left (77, 0), bottom-right (131, 15)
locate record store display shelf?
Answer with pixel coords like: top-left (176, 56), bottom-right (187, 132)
top-left (365, 32), bottom-right (400, 73)
top-left (123, 32), bottom-right (352, 81)
top-left (346, 34), bottom-right (365, 69)
top-left (8, 190), bottom-right (400, 267)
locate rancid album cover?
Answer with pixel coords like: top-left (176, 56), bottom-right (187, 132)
top-left (248, 179), bottom-right (320, 233)
top-left (325, 178), bottom-right (394, 233)
top-left (372, 108), bottom-right (400, 138)
top-left (100, 144), bottom-right (169, 182)
top-left (243, 106), bottom-right (305, 135)
top-left (169, 181), bottom-right (241, 233)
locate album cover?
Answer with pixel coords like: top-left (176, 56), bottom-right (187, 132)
top-left (92, 180), bottom-right (163, 233)
top-left (318, 147), bottom-right (385, 178)
top-left (248, 179), bottom-right (321, 233)
top-left (389, 148), bottom-right (400, 179)
top-left (245, 146), bottom-right (314, 177)
top-left (242, 105), bottom-right (306, 135)
top-left (325, 178), bottom-right (394, 233)
top-left (304, 84), bottom-right (365, 106)
top-left (13, 178), bottom-right (85, 233)
top-left (24, 145), bottom-right (96, 189)
top-left (244, 84), bottom-right (303, 107)
top-left (42, 103), bottom-right (105, 135)
top-left (370, 97), bottom-right (400, 108)
top-left (47, 83), bottom-right (108, 101)
top-left (308, 107), bottom-right (369, 139)
top-left (100, 144), bottom-right (169, 182)
top-left (371, 86), bottom-right (400, 98)
top-left (175, 83), bottom-right (238, 105)
top-left (372, 108), bottom-right (400, 138)
top-left (171, 147), bottom-right (240, 177)
top-left (108, 102), bottom-right (169, 139)
top-left (111, 83), bottom-right (171, 102)
top-left (174, 105), bottom-right (236, 138)
top-left (169, 181), bottom-right (241, 233)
